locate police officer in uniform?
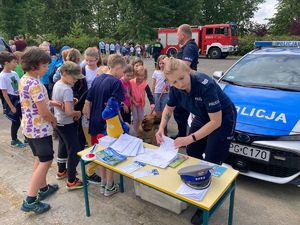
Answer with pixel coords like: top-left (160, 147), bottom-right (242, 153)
top-left (152, 38), bottom-right (163, 67)
top-left (173, 24), bottom-right (199, 139)
top-left (156, 58), bottom-right (236, 225)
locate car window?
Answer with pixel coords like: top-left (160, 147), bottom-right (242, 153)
top-left (222, 53), bottom-right (300, 91)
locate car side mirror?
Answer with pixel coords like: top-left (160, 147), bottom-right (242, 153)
top-left (213, 71), bottom-right (224, 80)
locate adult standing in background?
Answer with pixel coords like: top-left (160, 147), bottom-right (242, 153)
top-left (115, 42), bottom-right (121, 55)
top-left (99, 41), bottom-right (105, 55)
top-left (109, 43), bottom-right (115, 54)
top-left (105, 42), bottom-right (109, 55)
top-left (172, 24), bottom-right (199, 139)
top-left (152, 38), bottom-right (163, 67)
top-left (14, 35), bottom-right (27, 52)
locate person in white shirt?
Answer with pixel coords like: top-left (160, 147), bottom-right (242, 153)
top-left (83, 47), bottom-right (100, 89)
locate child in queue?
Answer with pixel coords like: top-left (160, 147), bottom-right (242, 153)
top-left (0, 52), bottom-right (26, 148)
top-left (120, 64), bottom-right (134, 124)
top-left (19, 47), bottom-right (58, 214)
top-left (130, 66), bottom-right (155, 136)
top-left (83, 54), bottom-right (126, 196)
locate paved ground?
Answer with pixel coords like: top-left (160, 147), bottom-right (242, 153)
top-left (0, 57), bottom-right (299, 225)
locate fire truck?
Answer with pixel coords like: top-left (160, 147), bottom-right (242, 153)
top-left (158, 23), bottom-right (238, 59)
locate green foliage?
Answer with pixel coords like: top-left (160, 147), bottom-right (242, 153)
top-left (235, 35), bottom-right (300, 55)
top-left (61, 21), bottom-right (98, 52)
top-left (269, 0), bottom-right (300, 35)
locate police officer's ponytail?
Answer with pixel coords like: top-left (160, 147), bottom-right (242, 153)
top-left (164, 57), bottom-right (190, 77)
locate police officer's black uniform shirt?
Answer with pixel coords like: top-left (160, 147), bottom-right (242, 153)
top-left (167, 73), bottom-right (233, 123)
top-left (177, 39), bottom-right (199, 70)
top-left (152, 41), bottom-right (163, 55)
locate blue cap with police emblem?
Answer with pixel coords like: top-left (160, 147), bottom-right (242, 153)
top-left (178, 164), bottom-right (213, 190)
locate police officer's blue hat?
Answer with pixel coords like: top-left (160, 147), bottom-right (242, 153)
top-left (178, 164), bottom-right (213, 190)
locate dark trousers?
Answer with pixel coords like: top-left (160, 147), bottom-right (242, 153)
top-left (120, 107), bottom-right (131, 124)
top-left (11, 119), bottom-right (21, 141)
top-left (186, 105), bottom-right (237, 165)
top-left (0, 91), bottom-right (5, 111)
top-left (55, 123), bottom-right (81, 182)
top-left (153, 53), bottom-right (160, 67)
top-left (76, 119), bottom-right (86, 150)
top-left (174, 106), bottom-right (190, 137)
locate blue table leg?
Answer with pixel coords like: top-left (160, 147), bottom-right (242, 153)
top-left (228, 181), bottom-right (236, 225)
top-left (119, 174), bottom-right (124, 193)
top-left (203, 210), bottom-right (209, 225)
top-left (80, 159), bottom-right (90, 217)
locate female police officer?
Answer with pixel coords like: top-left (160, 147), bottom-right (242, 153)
top-left (156, 57), bottom-right (237, 166)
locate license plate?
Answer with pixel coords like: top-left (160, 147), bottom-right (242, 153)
top-left (229, 143), bottom-right (270, 162)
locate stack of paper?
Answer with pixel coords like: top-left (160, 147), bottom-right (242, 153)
top-left (134, 136), bottom-right (178, 168)
top-left (176, 183), bottom-right (210, 201)
top-left (110, 133), bottom-right (144, 156)
top-left (98, 136), bottom-right (117, 147)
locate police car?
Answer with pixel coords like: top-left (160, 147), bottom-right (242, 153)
top-left (213, 41), bottom-right (300, 186)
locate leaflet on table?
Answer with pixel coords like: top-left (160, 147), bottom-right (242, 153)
top-left (110, 133), bottom-right (144, 156)
top-left (168, 154), bottom-right (188, 168)
top-left (134, 147), bottom-right (178, 168)
top-left (95, 147), bottom-right (127, 166)
top-left (120, 161), bottom-right (146, 174)
top-left (133, 169), bottom-right (159, 178)
top-left (200, 161), bottom-right (227, 177)
top-left (176, 183), bottom-right (210, 201)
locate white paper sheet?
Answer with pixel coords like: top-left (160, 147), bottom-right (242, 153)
top-left (110, 133), bottom-right (144, 156)
top-left (176, 183), bottom-right (209, 201)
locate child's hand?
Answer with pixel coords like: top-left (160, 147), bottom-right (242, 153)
top-left (73, 111), bottom-right (81, 121)
top-left (51, 117), bottom-right (57, 128)
top-left (51, 100), bottom-right (64, 110)
top-left (150, 104), bottom-right (155, 112)
top-left (123, 105), bottom-right (129, 113)
top-left (73, 98), bottom-right (78, 105)
top-left (11, 106), bottom-right (17, 114)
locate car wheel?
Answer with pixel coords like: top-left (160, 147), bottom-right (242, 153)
top-left (167, 48), bottom-right (177, 57)
top-left (209, 47), bottom-right (221, 59)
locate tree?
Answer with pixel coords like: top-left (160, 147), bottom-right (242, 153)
top-left (269, 0), bottom-right (300, 35)
top-left (0, 0), bottom-right (26, 38)
top-left (199, 0), bottom-right (265, 35)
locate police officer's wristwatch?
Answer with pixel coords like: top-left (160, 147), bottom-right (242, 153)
top-left (191, 134), bottom-right (197, 142)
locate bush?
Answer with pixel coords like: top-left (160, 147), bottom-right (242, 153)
top-left (235, 35), bottom-right (300, 56)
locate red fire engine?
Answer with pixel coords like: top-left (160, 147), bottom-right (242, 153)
top-left (158, 23), bottom-right (238, 59)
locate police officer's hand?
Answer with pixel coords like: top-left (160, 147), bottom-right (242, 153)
top-left (155, 129), bottom-right (164, 145)
top-left (174, 136), bottom-right (193, 148)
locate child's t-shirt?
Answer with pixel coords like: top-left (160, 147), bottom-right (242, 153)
top-left (41, 58), bottom-right (55, 85)
top-left (15, 64), bottom-right (24, 78)
top-left (19, 74), bottom-right (53, 139)
top-left (52, 81), bottom-right (74, 125)
top-left (85, 67), bottom-right (98, 89)
top-left (0, 71), bottom-right (20, 96)
top-left (152, 70), bottom-right (167, 94)
top-left (86, 73), bottom-right (125, 136)
top-left (120, 77), bottom-right (131, 107)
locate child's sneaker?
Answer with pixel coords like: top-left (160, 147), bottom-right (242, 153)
top-left (56, 170), bottom-right (67, 180)
top-left (100, 184), bottom-right (106, 194)
top-left (66, 178), bottom-right (83, 191)
top-left (87, 173), bottom-right (101, 185)
top-left (104, 183), bottom-right (119, 197)
top-left (20, 199), bottom-right (50, 214)
top-left (38, 184), bottom-right (59, 201)
top-left (11, 139), bottom-right (26, 148)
